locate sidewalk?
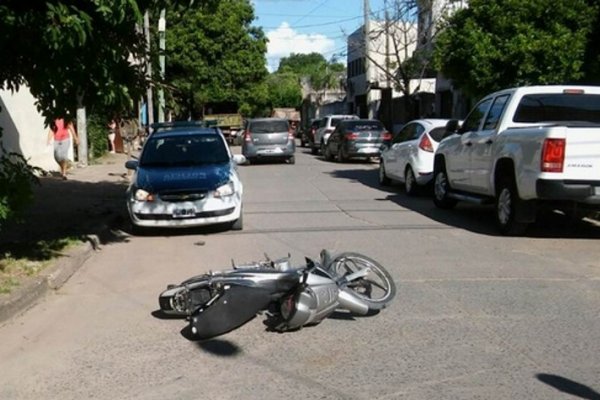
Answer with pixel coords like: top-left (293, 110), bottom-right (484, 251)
top-left (0, 152), bottom-right (133, 324)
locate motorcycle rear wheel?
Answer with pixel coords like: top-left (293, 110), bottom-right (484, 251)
top-left (327, 252), bottom-right (396, 310)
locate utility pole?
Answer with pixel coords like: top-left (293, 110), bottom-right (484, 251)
top-left (364, 0), bottom-right (374, 118)
top-left (158, 9), bottom-right (166, 123)
top-left (144, 11), bottom-right (155, 133)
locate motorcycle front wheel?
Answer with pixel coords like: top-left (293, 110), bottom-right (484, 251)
top-left (327, 252), bottom-right (396, 310)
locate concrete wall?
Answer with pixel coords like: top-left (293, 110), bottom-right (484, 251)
top-left (0, 88), bottom-right (68, 172)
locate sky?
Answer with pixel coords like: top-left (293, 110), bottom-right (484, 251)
top-left (252, 0), bottom-right (387, 72)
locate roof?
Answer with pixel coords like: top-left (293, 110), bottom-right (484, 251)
top-left (150, 126), bottom-right (222, 138)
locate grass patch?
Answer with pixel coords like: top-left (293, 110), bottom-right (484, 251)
top-left (0, 237), bottom-right (83, 294)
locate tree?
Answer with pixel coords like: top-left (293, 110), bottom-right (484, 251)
top-left (278, 52), bottom-right (345, 93)
top-left (164, 0), bottom-right (268, 118)
top-left (266, 72), bottom-right (302, 109)
top-left (353, 0), bottom-right (457, 120)
top-left (0, 0), bottom-right (157, 123)
top-left (434, 0), bottom-right (597, 98)
top-left (0, 0), bottom-right (166, 226)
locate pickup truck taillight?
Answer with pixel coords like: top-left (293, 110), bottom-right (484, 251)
top-left (541, 138), bottom-right (565, 172)
top-left (419, 134), bottom-right (433, 152)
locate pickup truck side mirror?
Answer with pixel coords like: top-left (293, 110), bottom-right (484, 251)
top-left (443, 119), bottom-right (460, 139)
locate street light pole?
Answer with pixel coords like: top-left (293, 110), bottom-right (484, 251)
top-left (158, 9), bottom-right (166, 123)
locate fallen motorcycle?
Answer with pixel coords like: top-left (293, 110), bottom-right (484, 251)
top-left (158, 250), bottom-right (396, 340)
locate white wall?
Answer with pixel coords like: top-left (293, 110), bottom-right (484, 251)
top-left (0, 88), bottom-right (67, 172)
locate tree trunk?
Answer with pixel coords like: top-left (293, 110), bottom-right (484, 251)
top-left (76, 94), bottom-right (88, 167)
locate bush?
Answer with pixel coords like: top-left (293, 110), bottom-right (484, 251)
top-left (0, 129), bottom-right (40, 227)
top-left (87, 114), bottom-right (110, 160)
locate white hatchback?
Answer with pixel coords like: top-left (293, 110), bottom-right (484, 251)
top-left (379, 119), bottom-right (450, 195)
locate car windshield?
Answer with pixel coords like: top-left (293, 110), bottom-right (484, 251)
top-left (140, 134), bottom-right (229, 167)
top-left (513, 93), bottom-right (600, 124)
top-left (345, 121), bottom-right (383, 131)
top-left (250, 120), bottom-right (289, 133)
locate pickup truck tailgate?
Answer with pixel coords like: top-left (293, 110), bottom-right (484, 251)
top-left (563, 127), bottom-right (600, 180)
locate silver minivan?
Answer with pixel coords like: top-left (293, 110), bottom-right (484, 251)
top-left (241, 118), bottom-right (296, 164)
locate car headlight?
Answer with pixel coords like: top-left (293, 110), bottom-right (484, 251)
top-left (214, 182), bottom-right (235, 198)
top-left (133, 188), bottom-right (155, 202)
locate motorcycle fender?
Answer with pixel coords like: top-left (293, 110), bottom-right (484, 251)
top-left (189, 285), bottom-right (272, 340)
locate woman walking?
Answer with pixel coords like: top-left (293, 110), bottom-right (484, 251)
top-left (47, 118), bottom-right (79, 179)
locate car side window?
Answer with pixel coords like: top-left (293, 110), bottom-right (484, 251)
top-left (412, 124), bottom-right (425, 140)
top-left (461, 98), bottom-right (493, 132)
top-left (482, 94), bottom-right (510, 131)
top-left (393, 123), bottom-right (415, 144)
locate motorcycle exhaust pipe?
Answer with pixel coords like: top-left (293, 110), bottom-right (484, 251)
top-left (337, 289), bottom-right (369, 315)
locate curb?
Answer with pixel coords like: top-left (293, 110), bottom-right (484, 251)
top-left (0, 236), bottom-right (98, 325)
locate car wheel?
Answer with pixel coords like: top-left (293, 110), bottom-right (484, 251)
top-left (405, 166), bottom-right (418, 196)
top-left (320, 141), bottom-right (327, 156)
top-left (433, 162), bottom-right (457, 209)
top-left (287, 156), bottom-right (295, 165)
top-left (230, 211), bottom-right (243, 231)
top-left (311, 146), bottom-right (318, 155)
top-left (379, 162), bottom-right (391, 186)
top-left (495, 179), bottom-right (528, 236)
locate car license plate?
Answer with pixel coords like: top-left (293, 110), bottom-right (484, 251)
top-left (594, 186), bottom-right (600, 195)
top-left (173, 207), bottom-right (196, 218)
top-left (259, 148), bottom-right (283, 154)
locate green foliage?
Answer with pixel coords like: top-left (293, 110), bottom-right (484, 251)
top-left (0, 0), bottom-right (154, 123)
top-left (164, 0), bottom-right (268, 118)
top-left (87, 114), bottom-right (111, 160)
top-left (266, 72), bottom-right (302, 109)
top-left (0, 129), bottom-right (40, 228)
top-left (434, 0), bottom-right (597, 98)
top-left (278, 53), bottom-right (346, 92)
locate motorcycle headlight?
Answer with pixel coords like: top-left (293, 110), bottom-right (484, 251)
top-left (133, 188), bottom-right (155, 202)
top-left (214, 182), bottom-right (235, 198)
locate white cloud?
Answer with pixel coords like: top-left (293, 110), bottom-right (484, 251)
top-left (266, 22), bottom-right (336, 72)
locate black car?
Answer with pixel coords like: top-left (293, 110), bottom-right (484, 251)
top-left (323, 119), bottom-right (391, 162)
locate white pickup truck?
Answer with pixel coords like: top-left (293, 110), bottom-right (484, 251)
top-left (433, 85), bottom-right (600, 235)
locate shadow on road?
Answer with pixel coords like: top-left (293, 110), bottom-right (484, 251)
top-left (0, 177), bottom-right (131, 258)
top-left (537, 374), bottom-right (600, 400)
top-left (329, 167), bottom-right (600, 239)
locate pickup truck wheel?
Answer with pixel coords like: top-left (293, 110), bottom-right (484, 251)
top-left (379, 162), bottom-right (391, 186)
top-left (405, 167), bottom-right (418, 196)
top-left (496, 180), bottom-right (528, 236)
top-left (433, 166), bottom-right (457, 209)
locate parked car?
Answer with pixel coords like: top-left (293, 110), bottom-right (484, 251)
top-left (379, 118), bottom-right (450, 195)
top-left (125, 124), bottom-right (246, 232)
top-left (312, 114), bottom-right (359, 155)
top-left (301, 119), bottom-right (320, 148)
top-left (242, 118), bottom-right (296, 164)
top-left (323, 119), bottom-right (391, 162)
top-left (433, 85), bottom-right (600, 235)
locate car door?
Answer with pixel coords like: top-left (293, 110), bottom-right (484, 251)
top-left (327, 125), bottom-right (343, 155)
top-left (445, 98), bottom-right (493, 191)
top-left (469, 94), bottom-right (511, 194)
top-left (386, 123), bottom-right (416, 179)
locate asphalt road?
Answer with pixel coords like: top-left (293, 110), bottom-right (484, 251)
top-left (0, 146), bottom-right (599, 400)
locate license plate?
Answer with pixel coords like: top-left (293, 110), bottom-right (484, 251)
top-left (595, 187), bottom-right (600, 195)
top-left (259, 148), bottom-right (283, 154)
top-left (173, 208), bottom-right (196, 218)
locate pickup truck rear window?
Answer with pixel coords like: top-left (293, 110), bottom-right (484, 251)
top-left (514, 93), bottom-right (600, 124)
